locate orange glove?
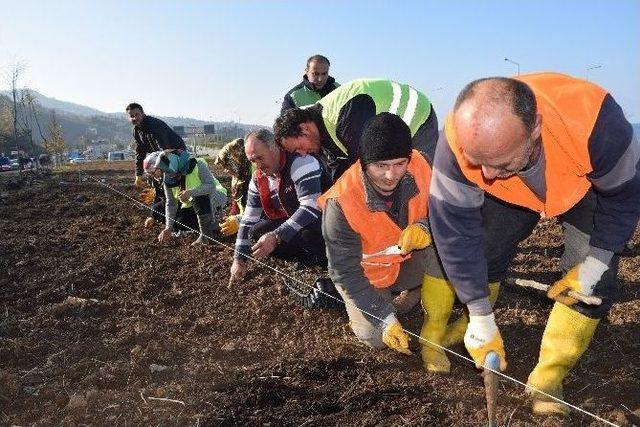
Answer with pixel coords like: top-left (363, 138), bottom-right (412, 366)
top-left (140, 188), bottom-right (155, 205)
top-left (398, 223), bottom-right (432, 255)
top-left (382, 318), bottom-right (413, 355)
top-left (464, 313), bottom-right (507, 371)
top-left (547, 256), bottom-right (608, 306)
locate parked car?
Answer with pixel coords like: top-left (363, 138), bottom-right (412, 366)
top-left (107, 151), bottom-right (127, 161)
top-left (39, 154), bottom-right (52, 167)
top-left (10, 159), bottom-right (19, 170)
top-left (22, 158), bottom-right (35, 169)
top-left (70, 157), bottom-right (90, 164)
top-left (0, 156), bottom-right (11, 171)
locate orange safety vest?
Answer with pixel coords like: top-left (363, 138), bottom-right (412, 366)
top-left (446, 72), bottom-right (607, 218)
top-left (318, 150), bottom-right (431, 288)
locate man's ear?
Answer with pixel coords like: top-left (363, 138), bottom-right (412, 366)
top-left (299, 121), bottom-right (316, 136)
top-left (532, 113), bottom-right (543, 140)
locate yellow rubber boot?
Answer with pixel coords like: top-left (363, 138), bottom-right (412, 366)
top-left (526, 303), bottom-right (599, 416)
top-left (441, 282), bottom-right (500, 347)
top-left (420, 275), bottom-right (456, 373)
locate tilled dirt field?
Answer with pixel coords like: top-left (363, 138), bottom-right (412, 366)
top-left (1, 162), bottom-right (639, 426)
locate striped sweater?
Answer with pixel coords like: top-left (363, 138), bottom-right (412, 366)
top-left (234, 153), bottom-right (323, 261)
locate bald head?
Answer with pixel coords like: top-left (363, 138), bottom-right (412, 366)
top-left (453, 78), bottom-right (541, 180)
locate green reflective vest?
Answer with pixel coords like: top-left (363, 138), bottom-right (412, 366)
top-left (318, 79), bottom-right (432, 155)
top-left (172, 158), bottom-right (227, 208)
top-left (290, 85), bottom-right (324, 108)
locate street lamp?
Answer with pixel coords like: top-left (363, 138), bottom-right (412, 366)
top-left (586, 64), bottom-right (602, 81)
top-left (504, 57), bottom-right (520, 76)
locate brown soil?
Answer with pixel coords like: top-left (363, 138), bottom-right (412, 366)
top-left (1, 162), bottom-right (639, 426)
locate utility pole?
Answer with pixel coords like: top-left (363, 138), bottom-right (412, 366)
top-left (504, 57), bottom-right (520, 76)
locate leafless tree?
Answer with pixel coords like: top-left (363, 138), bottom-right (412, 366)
top-left (21, 88), bottom-right (47, 143)
top-left (7, 61), bottom-right (27, 149)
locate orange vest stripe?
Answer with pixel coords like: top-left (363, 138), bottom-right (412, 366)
top-left (446, 72), bottom-right (607, 217)
top-left (318, 150), bottom-right (431, 288)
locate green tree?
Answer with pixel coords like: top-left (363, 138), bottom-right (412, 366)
top-left (44, 111), bottom-right (66, 163)
top-left (0, 103), bottom-right (13, 153)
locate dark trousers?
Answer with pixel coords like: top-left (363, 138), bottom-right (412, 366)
top-left (483, 189), bottom-right (618, 318)
top-left (151, 194), bottom-right (211, 231)
top-left (152, 179), bottom-right (165, 202)
top-left (249, 219), bottom-right (327, 268)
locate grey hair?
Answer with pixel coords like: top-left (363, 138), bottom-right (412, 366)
top-left (245, 128), bottom-right (278, 150)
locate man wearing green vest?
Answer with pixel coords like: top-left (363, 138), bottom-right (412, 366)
top-left (143, 150), bottom-right (228, 246)
top-left (280, 54), bottom-right (339, 113)
top-left (274, 78), bottom-right (438, 181)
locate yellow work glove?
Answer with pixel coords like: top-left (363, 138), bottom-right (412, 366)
top-left (144, 217), bottom-right (156, 229)
top-left (464, 313), bottom-right (507, 371)
top-left (219, 215), bottom-right (240, 236)
top-left (397, 223), bottom-right (432, 255)
top-left (134, 175), bottom-right (147, 190)
top-left (547, 256), bottom-right (608, 306)
top-left (382, 318), bottom-right (413, 355)
top-left (140, 188), bottom-right (156, 205)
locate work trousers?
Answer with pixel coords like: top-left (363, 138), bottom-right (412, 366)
top-left (249, 218), bottom-right (328, 268)
top-left (345, 247), bottom-right (430, 349)
top-left (478, 189), bottom-right (618, 318)
top-left (151, 194), bottom-right (212, 232)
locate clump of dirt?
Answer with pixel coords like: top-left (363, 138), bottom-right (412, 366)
top-left (1, 161), bottom-right (638, 426)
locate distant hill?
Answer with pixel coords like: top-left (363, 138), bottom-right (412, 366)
top-left (0, 89), bottom-right (260, 152)
top-left (0, 93), bottom-right (132, 150)
top-left (0, 89), bottom-right (105, 117)
top-left (0, 89), bottom-right (236, 127)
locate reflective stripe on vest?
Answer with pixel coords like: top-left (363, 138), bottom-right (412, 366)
top-left (318, 79), bottom-right (432, 155)
top-left (318, 150), bottom-right (431, 288)
top-left (290, 85), bottom-right (323, 108)
top-left (446, 72), bottom-right (607, 217)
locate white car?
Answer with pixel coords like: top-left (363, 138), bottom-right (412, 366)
top-left (70, 157), bottom-right (90, 164)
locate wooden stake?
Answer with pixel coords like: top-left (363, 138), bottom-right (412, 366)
top-left (506, 278), bottom-right (602, 305)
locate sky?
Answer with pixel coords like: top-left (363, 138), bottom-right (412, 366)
top-left (1, 0), bottom-right (638, 126)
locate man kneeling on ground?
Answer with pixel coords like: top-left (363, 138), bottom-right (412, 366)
top-left (318, 113), bottom-right (436, 355)
top-left (143, 150), bottom-right (227, 245)
top-left (228, 129), bottom-right (329, 286)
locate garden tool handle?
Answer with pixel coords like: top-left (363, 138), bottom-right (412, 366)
top-left (507, 278), bottom-right (602, 306)
top-left (484, 351), bottom-right (500, 427)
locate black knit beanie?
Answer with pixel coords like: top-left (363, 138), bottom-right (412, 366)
top-left (359, 112), bottom-right (412, 168)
